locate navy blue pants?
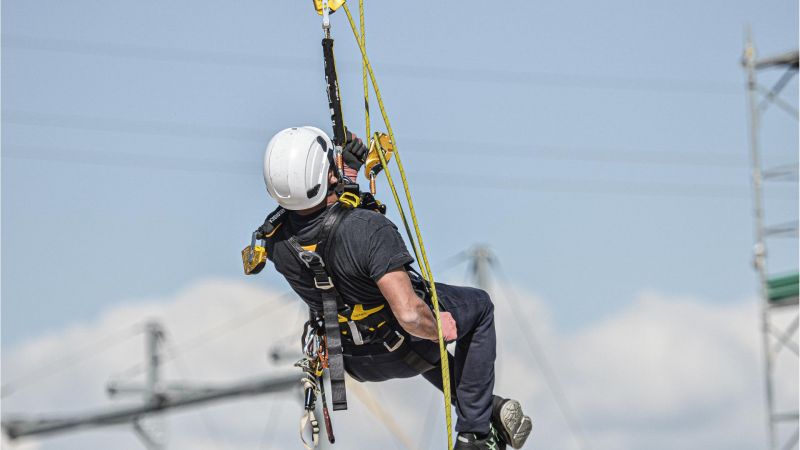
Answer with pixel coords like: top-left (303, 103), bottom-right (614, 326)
top-left (343, 283), bottom-right (496, 434)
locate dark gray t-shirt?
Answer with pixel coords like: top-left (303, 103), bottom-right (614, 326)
top-left (265, 206), bottom-right (414, 312)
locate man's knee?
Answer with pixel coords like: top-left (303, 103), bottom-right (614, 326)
top-left (475, 288), bottom-right (494, 316)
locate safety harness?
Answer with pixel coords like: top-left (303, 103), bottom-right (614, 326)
top-left (259, 193), bottom-right (436, 396)
top-left (244, 190), bottom-right (436, 446)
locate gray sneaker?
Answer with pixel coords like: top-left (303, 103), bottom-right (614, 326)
top-left (492, 396), bottom-right (532, 449)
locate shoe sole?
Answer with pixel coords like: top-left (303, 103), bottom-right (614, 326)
top-left (496, 400), bottom-right (532, 449)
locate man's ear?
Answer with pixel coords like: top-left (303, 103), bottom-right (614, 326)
top-left (328, 169), bottom-right (338, 186)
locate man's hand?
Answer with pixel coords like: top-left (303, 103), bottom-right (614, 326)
top-left (342, 130), bottom-right (368, 171)
top-left (439, 311), bottom-right (457, 343)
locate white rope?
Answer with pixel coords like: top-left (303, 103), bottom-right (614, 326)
top-left (299, 376), bottom-right (320, 450)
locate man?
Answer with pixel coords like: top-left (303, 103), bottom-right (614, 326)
top-left (256, 126), bottom-right (532, 450)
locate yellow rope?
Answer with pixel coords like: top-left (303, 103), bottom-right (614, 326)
top-left (372, 129), bottom-right (424, 273)
top-left (351, 13), bottom-right (425, 294)
top-left (342, 5), bottom-right (453, 448)
top-left (359, 0), bottom-right (369, 140)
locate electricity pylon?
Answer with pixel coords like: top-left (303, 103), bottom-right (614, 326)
top-left (2, 321), bottom-right (297, 448)
top-left (742, 31), bottom-right (799, 450)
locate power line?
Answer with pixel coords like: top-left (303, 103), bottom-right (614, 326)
top-left (417, 391), bottom-right (441, 450)
top-left (347, 380), bottom-right (421, 450)
top-left (3, 110), bottom-right (264, 142)
top-left (460, 246), bottom-right (589, 450)
top-left (3, 144), bottom-right (255, 175)
top-left (403, 137), bottom-right (747, 168)
top-left (414, 171), bottom-right (797, 200)
top-left (3, 110), bottom-right (749, 168)
top-left (111, 292), bottom-right (298, 380)
top-left (162, 338), bottom-right (231, 450)
top-left (4, 144), bottom-right (795, 200)
top-left (257, 394), bottom-right (285, 450)
top-left (1, 323), bottom-right (145, 398)
top-left (2, 34), bottom-right (742, 95)
top-left (489, 259), bottom-right (590, 450)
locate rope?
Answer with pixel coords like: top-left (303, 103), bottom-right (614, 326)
top-left (348, 378), bottom-right (421, 450)
top-left (372, 127), bottom-right (423, 268)
top-left (341, 5), bottom-right (453, 448)
top-left (350, 2), bottom-right (423, 285)
top-left (359, 0), bottom-right (369, 140)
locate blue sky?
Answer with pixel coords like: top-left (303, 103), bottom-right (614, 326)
top-left (2, 2), bottom-right (798, 450)
top-left (2, 0), bottom-right (797, 347)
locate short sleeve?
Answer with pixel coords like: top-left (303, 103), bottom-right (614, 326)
top-left (366, 222), bottom-right (414, 281)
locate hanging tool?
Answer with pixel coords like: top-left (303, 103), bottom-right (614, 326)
top-left (296, 358), bottom-right (321, 450)
top-left (241, 232), bottom-right (266, 275)
top-left (296, 322), bottom-right (340, 449)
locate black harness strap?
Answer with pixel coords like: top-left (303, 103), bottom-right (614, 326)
top-left (322, 292), bottom-right (346, 410)
top-left (316, 205), bottom-right (350, 411)
top-left (289, 204), bottom-right (351, 411)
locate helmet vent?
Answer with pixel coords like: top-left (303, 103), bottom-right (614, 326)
top-left (316, 136), bottom-right (328, 152)
top-left (306, 183), bottom-right (321, 199)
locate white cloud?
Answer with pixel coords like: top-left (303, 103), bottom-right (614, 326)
top-left (1, 278), bottom-right (795, 450)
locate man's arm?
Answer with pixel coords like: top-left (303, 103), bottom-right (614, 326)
top-left (376, 268), bottom-right (456, 342)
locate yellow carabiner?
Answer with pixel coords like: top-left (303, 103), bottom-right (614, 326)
top-left (338, 191), bottom-right (361, 208)
top-left (312, 0), bottom-right (346, 15)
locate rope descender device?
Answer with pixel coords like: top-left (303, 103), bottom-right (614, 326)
top-left (365, 132), bottom-right (394, 194)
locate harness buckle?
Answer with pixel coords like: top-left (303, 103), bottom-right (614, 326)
top-left (314, 276), bottom-right (335, 290)
top-left (347, 321), bottom-right (364, 345)
top-left (299, 251), bottom-right (324, 269)
top-left (383, 331), bottom-right (405, 352)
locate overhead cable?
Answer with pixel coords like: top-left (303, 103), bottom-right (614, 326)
top-left (4, 145), bottom-right (795, 200)
top-left (111, 292), bottom-right (297, 380)
top-left (3, 34), bottom-right (741, 95)
top-left (1, 323), bottom-right (145, 398)
top-left (490, 259), bottom-right (590, 450)
top-left (3, 110), bottom-right (750, 168)
top-left (162, 337), bottom-right (232, 450)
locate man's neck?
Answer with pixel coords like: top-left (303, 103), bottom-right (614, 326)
top-left (296, 192), bottom-right (338, 216)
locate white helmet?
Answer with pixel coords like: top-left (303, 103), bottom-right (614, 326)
top-left (263, 126), bottom-right (334, 210)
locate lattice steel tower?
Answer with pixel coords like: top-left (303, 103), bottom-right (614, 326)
top-left (742, 32), bottom-right (799, 450)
